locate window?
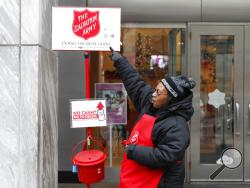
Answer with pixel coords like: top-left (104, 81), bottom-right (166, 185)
top-left (89, 27), bottom-right (186, 168)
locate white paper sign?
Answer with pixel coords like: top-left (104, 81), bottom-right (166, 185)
top-left (208, 89), bottom-right (226, 108)
top-left (52, 7), bottom-right (121, 51)
top-left (70, 99), bottom-right (107, 128)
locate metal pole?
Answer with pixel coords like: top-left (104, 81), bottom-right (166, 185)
top-left (84, 2), bottom-right (91, 188)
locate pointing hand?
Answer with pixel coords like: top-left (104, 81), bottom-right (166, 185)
top-left (109, 46), bottom-right (122, 62)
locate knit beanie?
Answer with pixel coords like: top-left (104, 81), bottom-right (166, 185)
top-left (161, 75), bottom-right (196, 99)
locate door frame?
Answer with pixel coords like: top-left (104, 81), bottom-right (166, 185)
top-left (244, 25), bottom-right (250, 182)
top-left (187, 23), bottom-right (246, 182)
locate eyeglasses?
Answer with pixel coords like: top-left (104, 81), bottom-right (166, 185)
top-left (152, 88), bottom-right (168, 96)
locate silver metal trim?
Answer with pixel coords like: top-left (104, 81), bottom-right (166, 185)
top-left (235, 103), bottom-right (240, 136)
top-left (248, 104), bottom-right (250, 136)
top-left (188, 22), bottom-right (250, 26)
top-left (109, 125), bottom-right (112, 167)
top-left (121, 23), bottom-right (186, 28)
top-left (244, 25), bottom-right (250, 182)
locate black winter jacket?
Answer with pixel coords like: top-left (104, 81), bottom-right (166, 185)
top-left (114, 56), bottom-right (194, 188)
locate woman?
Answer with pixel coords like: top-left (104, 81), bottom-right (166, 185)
top-left (110, 47), bottom-right (195, 188)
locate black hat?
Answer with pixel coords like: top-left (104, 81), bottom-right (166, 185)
top-left (161, 75), bottom-right (196, 99)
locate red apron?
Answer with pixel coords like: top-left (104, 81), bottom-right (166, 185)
top-left (119, 114), bottom-right (164, 188)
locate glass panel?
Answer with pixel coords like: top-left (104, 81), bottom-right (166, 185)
top-left (200, 35), bottom-right (234, 164)
top-left (122, 28), bottom-right (185, 77)
top-left (90, 28), bottom-right (186, 168)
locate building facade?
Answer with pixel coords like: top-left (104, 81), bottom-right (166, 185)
top-left (1, 1), bottom-right (250, 188)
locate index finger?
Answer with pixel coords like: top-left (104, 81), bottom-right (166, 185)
top-left (109, 46), bottom-right (114, 52)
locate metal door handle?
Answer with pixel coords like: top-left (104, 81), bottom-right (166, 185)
top-left (226, 118), bottom-right (232, 129)
top-left (235, 103), bottom-right (240, 136)
top-left (248, 104), bottom-right (250, 135)
top-left (226, 103), bottom-right (232, 129)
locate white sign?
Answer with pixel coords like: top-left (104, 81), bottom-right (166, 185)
top-left (70, 99), bottom-right (107, 128)
top-left (52, 7), bottom-right (121, 51)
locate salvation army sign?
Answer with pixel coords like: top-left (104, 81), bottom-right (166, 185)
top-left (70, 99), bottom-right (107, 128)
top-left (52, 7), bottom-right (121, 51)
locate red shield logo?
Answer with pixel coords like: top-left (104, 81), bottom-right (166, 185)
top-left (72, 9), bottom-right (100, 40)
top-left (130, 131), bottom-right (139, 144)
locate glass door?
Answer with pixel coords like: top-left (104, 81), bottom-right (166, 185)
top-left (189, 24), bottom-right (244, 181)
top-left (244, 25), bottom-right (250, 182)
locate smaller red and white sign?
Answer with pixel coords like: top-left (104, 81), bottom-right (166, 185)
top-left (52, 7), bottom-right (121, 51)
top-left (70, 99), bottom-right (107, 128)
